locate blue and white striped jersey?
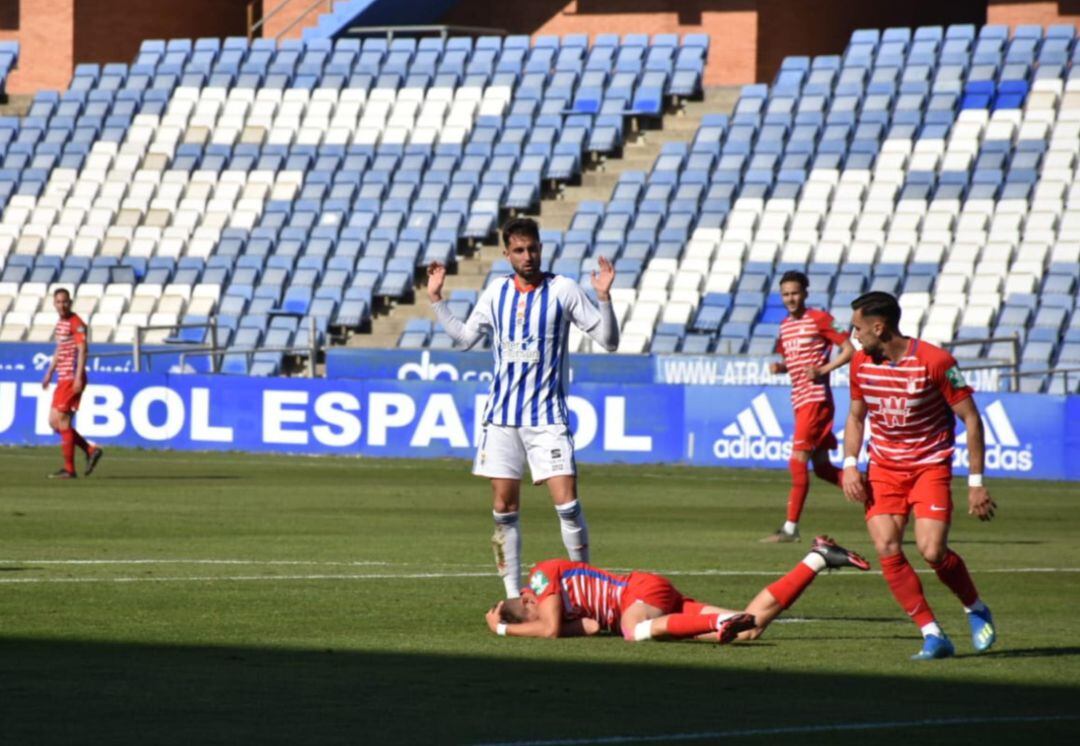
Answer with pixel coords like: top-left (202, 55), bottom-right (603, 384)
top-left (463, 273), bottom-right (605, 427)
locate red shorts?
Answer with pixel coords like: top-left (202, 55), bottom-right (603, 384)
top-left (792, 400), bottom-right (837, 452)
top-left (51, 380), bottom-right (83, 413)
top-left (865, 462), bottom-right (953, 522)
top-left (620, 572), bottom-right (695, 615)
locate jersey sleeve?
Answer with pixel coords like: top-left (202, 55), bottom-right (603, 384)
top-left (815, 310), bottom-right (851, 347)
top-left (527, 560), bottom-right (563, 603)
top-left (849, 354), bottom-right (865, 401)
top-left (561, 281), bottom-right (602, 333)
top-left (930, 348), bottom-right (974, 407)
top-left (71, 314), bottom-right (88, 345)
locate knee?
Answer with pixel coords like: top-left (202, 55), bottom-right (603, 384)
top-left (918, 542), bottom-right (947, 565)
top-left (875, 538), bottom-right (903, 557)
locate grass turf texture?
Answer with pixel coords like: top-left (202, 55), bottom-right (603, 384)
top-left (0, 446), bottom-right (1078, 745)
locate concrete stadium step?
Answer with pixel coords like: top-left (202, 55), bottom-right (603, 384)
top-left (348, 87), bottom-right (740, 350)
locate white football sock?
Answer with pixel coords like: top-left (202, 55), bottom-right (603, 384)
top-left (920, 621), bottom-right (944, 638)
top-left (802, 552), bottom-right (828, 573)
top-left (492, 510), bottom-right (521, 598)
top-left (783, 520), bottom-right (798, 535)
top-left (555, 499), bottom-right (589, 562)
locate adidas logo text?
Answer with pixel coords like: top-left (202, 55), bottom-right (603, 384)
top-left (713, 394), bottom-right (793, 461)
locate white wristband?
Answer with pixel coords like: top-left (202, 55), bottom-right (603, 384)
top-left (968, 474), bottom-right (983, 488)
top-left (496, 623), bottom-right (508, 636)
top-left (843, 456), bottom-right (858, 469)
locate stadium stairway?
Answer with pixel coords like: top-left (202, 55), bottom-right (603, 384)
top-left (347, 85), bottom-right (738, 349)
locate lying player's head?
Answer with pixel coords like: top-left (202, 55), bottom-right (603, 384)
top-left (53, 287), bottom-right (73, 317)
top-left (498, 590), bottom-right (540, 623)
top-left (850, 291), bottom-right (902, 353)
top-left (501, 217), bottom-right (542, 279)
top-left (778, 271), bottom-right (809, 314)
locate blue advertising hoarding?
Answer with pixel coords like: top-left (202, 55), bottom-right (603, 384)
top-left (0, 369), bottom-right (1072, 480)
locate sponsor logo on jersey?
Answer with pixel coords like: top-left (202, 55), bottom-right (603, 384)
top-left (530, 571), bottom-right (550, 595)
top-left (945, 365), bottom-right (967, 390)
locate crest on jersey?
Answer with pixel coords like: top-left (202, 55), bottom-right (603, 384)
top-left (530, 570), bottom-right (550, 595)
top-left (880, 396), bottom-right (911, 428)
top-left (946, 366), bottom-right (967, 390)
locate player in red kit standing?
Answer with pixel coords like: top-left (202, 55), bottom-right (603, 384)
top-left (41, 288), bottom-right (103, 479)
top-left (842, 292), bottom-right (996, 660)
top-left (763, 271), bottom-right (854, 543)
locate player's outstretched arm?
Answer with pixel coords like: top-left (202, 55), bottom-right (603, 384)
top-left (952, 397), bottom-right (997, 522)
top-left (428, 262), bottom-right (488, 349)
top-left (577, 261), bottom-right (619, 352)
top-left (590, 255), bottom-right (615, 302)
top-left (842, 401), bottom-right (869, 503)
top-left (426, 261), bottom-right (447, 303)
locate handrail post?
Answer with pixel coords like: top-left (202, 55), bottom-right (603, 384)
top-left (133, 327), bottom-right (142, 373)
top-left (1011, 333), bottom-right (1020, 393)
top-left (210, 317), bottom-right (220, 373)
top-left (308, 315), bottom-right (317, 378)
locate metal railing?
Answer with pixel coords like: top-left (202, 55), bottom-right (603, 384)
top-left (944, 334), bottom-right (1022, 392)
top-left (85, 317), bottom-right (322, 377)
top-left (337, 24), bottom-right (507, 41)
top-left (248, 0), bottom-right (335, 41)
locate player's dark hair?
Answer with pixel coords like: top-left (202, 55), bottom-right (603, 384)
top-left (779, 270), bottom-right (809, 290)
top-left (851, 291), bottom-right (902, 329)
top-left (501, 216), bottom-right (541, 247)
top-left (499, 598), bottom-right (529, 624)
top-left (53, 287), bottom-right (71, 299)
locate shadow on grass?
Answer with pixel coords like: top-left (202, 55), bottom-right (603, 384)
top-left (0, 638), bottom-right (1077, 745)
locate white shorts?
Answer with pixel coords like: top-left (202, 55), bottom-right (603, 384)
top-left (473, 423), bottom-right (577, 484)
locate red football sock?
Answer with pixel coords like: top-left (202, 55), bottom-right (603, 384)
top-left (930, 549), bottom-right (979, 607)
top-left (71, 429), bottom-right (90, 455)
top-left (812, 459), bottom-right (841, 486)
top-left (665, 613), bottom-right (721, 639)
top-left (879, 552), bottom-right (936, 627)
top-left (766, 562), bottom-right (818, 609)
top-left (786, 457), bottom-right (810, 523)
top-left (60, 429), bottom-right (76, 473)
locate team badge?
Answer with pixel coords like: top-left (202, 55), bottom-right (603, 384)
top-left (945, 366), bottom-right (967, 389)
top-left (530, 570), bottom-right (550, 595)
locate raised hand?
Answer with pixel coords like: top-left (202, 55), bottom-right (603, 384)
top-left (426, 261), bottom-right (447, 302)
top-left (591, 255), bottom-right (615, 301)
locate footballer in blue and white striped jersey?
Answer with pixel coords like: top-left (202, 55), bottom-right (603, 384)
top-left (427, 217), bottom-right (618, 601)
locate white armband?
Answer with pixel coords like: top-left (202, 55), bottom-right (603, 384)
top-left (842, 456), bottom-right (858, 469)
top-left (968, 474), bottom-right (983, 488)
top-left (496, 623), bottom-right (508, 636)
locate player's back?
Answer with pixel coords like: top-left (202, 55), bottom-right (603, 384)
top-left (528, 559), bottom-right (629, 632)
top-left (850, 338), bottom-right (972, 469)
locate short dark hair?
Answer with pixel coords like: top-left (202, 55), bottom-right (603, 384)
top-left (501, 216), bottom-right (541, 247)
top-left (53, 287), bottom-right (71, 299)
top-left (779, 270), bottom-right (809, 290)
top-left (851, 291), bottom-right (901, 329)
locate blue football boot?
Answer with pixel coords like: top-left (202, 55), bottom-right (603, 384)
top-left (967, 606), bottom-right (996, 653)
top-left (911, 633), bottom-right (955, 661)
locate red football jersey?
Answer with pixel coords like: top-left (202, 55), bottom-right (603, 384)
top-left (53, 314), bottom-right (87, 382)
top-left (527, 559), bottom-right (629, 633)
top-left (776, 308), bottom-right (850, 411)
top-left (849, 339), bottom-right (973, 469)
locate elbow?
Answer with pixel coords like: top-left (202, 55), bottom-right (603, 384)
top-left (542, 624), bottom-right (561, 639)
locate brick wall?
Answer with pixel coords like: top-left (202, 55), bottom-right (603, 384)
top-left (987, 1), bottom-right (1080, 29)
top-left (0, 0), bottom-right (76, 94)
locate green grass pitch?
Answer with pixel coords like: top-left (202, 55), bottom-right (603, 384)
top-left (1, 446), bottom-right (1078, 745)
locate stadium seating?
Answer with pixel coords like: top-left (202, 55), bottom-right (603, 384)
top-left (0, 33), bottom-right (707, 374)
top-left (493, 25), bottom-right (1077, 392)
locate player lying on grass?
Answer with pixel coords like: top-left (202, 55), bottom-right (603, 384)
top-left (485, 536), bottom-right (869, 643)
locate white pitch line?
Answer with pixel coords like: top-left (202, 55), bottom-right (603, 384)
top-left (474, 714), bottom-right (1080, 746)
top-left (0, 566), bottom-right (1078, 586)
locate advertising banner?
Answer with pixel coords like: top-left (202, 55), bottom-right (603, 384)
top-left (0, 369), bottom-right (1071, 480)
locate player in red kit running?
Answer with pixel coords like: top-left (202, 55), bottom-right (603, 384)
top-left (41, 288), bottom-right (103, 479)
top-left (485, 536), bottom-right (870, 642)
top-left (843, 292), bottom-right (996, 660)
top-left (763, 271), bottom-right (854, 543)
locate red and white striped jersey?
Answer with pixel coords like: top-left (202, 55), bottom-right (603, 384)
top-left (850, 339), bottom-right (973, 469)
top-left (775, 308), bottom-right (850, 411)
top-left (53, 313), bottom-right (87, 382)
top-left (528, 559), bottom-right (628, 633)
